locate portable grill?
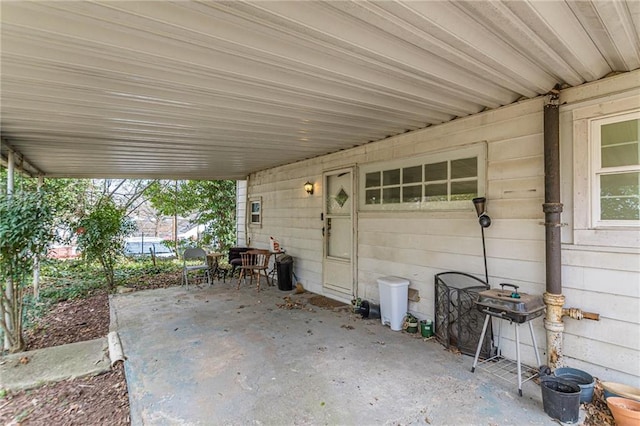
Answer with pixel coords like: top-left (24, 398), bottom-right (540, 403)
top-left (475, 283), bottom-right (545, 323)
top-left (471, 283), bottom-right (545, 396)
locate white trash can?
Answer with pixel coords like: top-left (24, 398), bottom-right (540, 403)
top-left (377, 276), bottom-right (410, 331)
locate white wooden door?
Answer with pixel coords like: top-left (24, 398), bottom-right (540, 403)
top-left (323, 168), bottom-right (355, 300)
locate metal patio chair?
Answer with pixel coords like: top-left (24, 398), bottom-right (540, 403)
top-left (182, 247), bottom-right (211, 287)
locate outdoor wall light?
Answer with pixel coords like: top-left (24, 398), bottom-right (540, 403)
top-left (472, 197), bottom-right (491, 228)
top-left (304, 181), bottom-right (314, 195)
top-left (472, 197), bottom-right (491, 285)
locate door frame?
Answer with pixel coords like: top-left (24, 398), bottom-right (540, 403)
top-left (322, 166), bottom-right (358, 302)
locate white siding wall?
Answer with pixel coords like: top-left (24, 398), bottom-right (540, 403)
top-left (241, 70), bottom-right (640, 386)
top-left (236, 180), bottom-right (248, 246)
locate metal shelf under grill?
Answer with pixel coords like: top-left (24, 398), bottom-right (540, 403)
top-left (475, 355), bottom-right (539, 386)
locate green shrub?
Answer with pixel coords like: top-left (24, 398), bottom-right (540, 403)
top-left (75, 198), bottom-right (134, 291)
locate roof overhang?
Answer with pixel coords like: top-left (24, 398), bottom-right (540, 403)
top-left (1, 1), bottom-right (638, 179)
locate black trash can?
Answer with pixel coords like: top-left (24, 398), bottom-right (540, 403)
top-left (275, 254), bottom-right (293, 291)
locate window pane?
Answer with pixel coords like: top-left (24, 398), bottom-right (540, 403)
top-left (602, 119), bottom-right (639, 146)
top-left (327, 217), bottom-right (351, 259)
top-left (251, 214), bottom-right (260, 223)
top-left (365, 172), bottom-right (381, 188)
top-left (425, 162), bottom-right (447, 182)
top-left (402, 185), bottom-right (422, 203)
top-left (451, 157), bottom-right (477, 179)
top-left (403, 166), bottom-right (422, 183)
top-left (383, 169), bottom-right (400, 186)
top-left (251, 202), bottom-right (260, 213)
top-left (602, 144), bottom-right (639, 168)
top-left (365, 189), bottom-right (380, 204)
top-left (601, 172), bottom-right (639, 196)
top-left (451, 180), bottom-right (478, 200)
top-left (600, 172), bottom-right (640, 220)
top-left (382, 187), bottom-right (401, 204)
top-left (425, 183), bottom-right (447, 201)
top-left (601, 198), bottom-right (639, 220)
top-left (601, 119), bottom-right (639, 167)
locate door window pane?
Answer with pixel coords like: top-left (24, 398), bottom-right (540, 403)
top-left (327, 217), bottom-right (351, 259)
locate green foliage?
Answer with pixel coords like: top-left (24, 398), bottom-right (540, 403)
top-left (145, 180), bottom-right (236, 252)
top-left (22, 259), bottom-right (105, 331)
top-left (117, 257), bottom-right (182, 282)
top-left (37, 259), bottom-right (105, 302)
top-left (75, 198), bottom-right (135, 290)
top-left (0, 190), bottom-right (56, 352)
top-left (42, 178), bottom-right (92, 240)
top-left (23, 258), bottom-right (182, 332)
top-left (0, 191), bottom-right (54, 281)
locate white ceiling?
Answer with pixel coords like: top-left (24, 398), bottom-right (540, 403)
top-left (1, 1), bottom-right (639, 179)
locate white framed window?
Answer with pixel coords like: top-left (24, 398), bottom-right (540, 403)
top-left (249, 197), bottom-right (262, 226)
top-left (590, 111), bottom-right (640, 227)
top-left (359, 143), bottom-right (486, 211)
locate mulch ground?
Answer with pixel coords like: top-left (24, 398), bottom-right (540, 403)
top-left (0, 291), bottom-right (128, 426)
top-left (0, 272), bottom-right (185, 426)
top-left (0, 271), bottom-right (182, 426)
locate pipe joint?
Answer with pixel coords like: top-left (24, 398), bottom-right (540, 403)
top-left (544, 319), bottom-right (565, 333)
top-left (544, 292), bottom-right (565, 307)
top-left (542, 202), bottom-right (564, 214)
top-left (562, 308), bottom-right (600, 321)
top-left (563, 308), bottom-right (583, 320)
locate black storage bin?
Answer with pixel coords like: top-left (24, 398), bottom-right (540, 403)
top-left (275, 254), bottom-right (293, 291)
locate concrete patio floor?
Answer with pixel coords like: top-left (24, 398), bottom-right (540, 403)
top-left (110, 283), bottom-right (566, 425)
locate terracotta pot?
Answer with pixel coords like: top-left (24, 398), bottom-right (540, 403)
top-left (607, 397), bottom-right (640, 426)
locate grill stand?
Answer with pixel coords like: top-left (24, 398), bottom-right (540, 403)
top-left (471, 313), bottom-right (542, 396)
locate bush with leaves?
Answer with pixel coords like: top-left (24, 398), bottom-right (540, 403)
top-left (0, 190), bottom-right (55, 352)
top-left (76, 198), bottom-right (135, 290)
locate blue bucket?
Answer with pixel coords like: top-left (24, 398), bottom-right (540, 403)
top-left (554, 367), bottom-right (595, 404)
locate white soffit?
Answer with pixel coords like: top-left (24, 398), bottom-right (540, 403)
top-left (1, 1), bottom-right (638, 179)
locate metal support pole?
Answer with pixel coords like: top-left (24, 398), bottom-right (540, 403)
top-left (543, 89), bottom-right (564, 368)
top-left (7, 150), bottom-right (14, 196)
top-left (33, 176), bottom-right (44, 300)
top-left (481, 226), bottom-right (489, 285)
top-left (4, 151), bottom-right (15, 350)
